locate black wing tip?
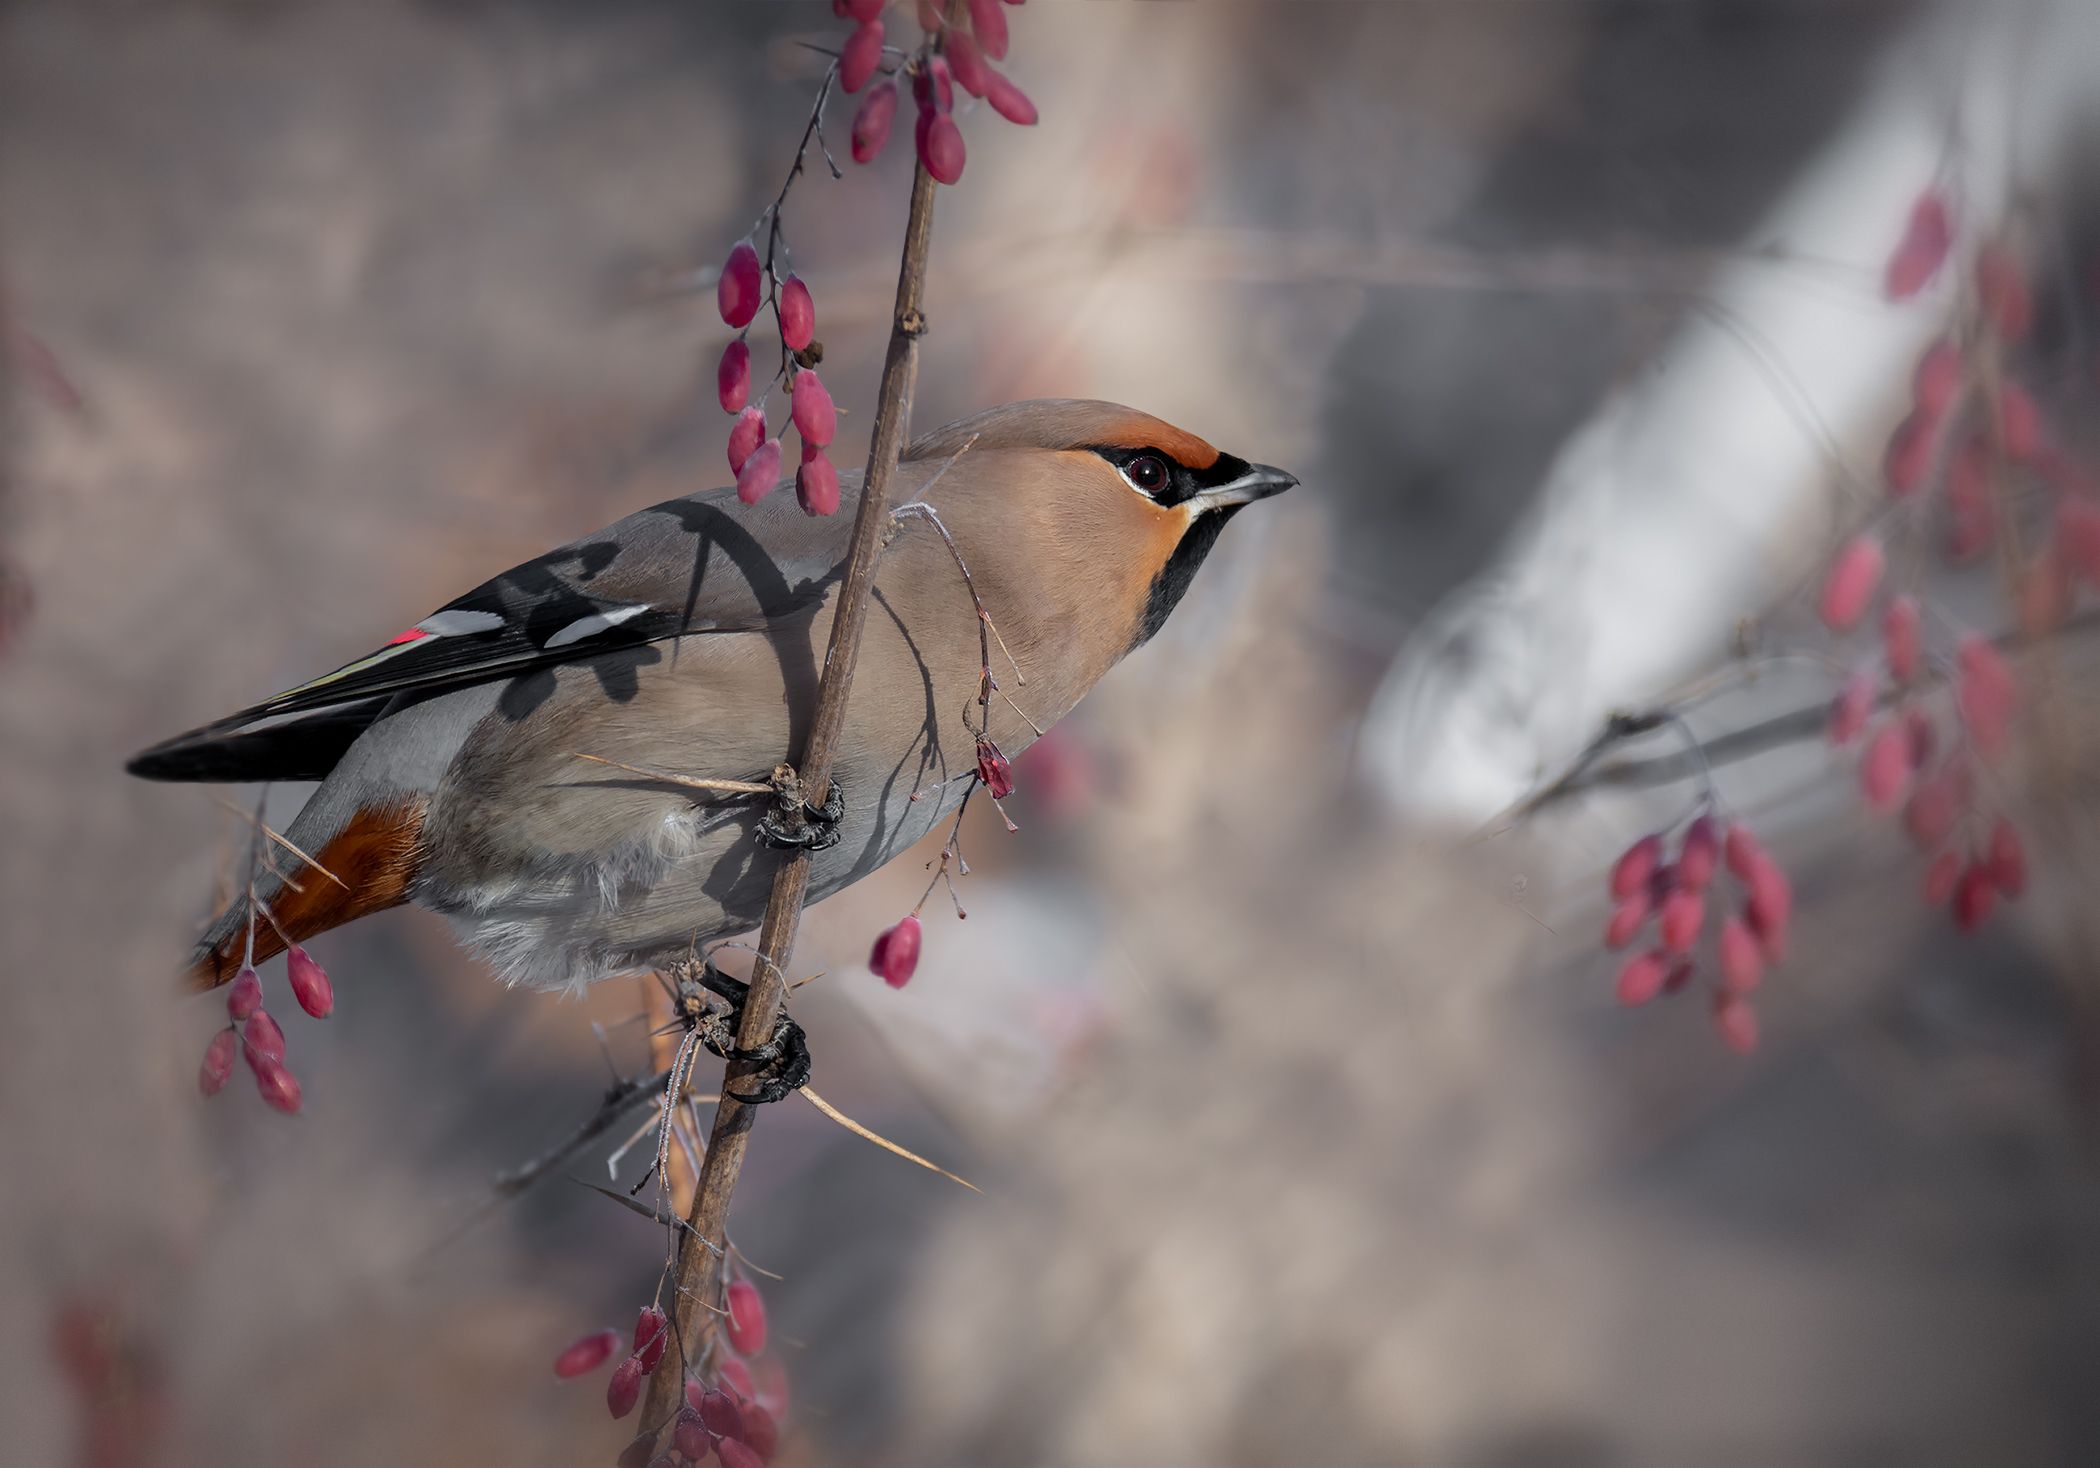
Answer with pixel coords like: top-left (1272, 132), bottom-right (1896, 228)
top-left (127, 737), bottom-right (221, 782)
top-left (126, 706), bottom-right (375, 784)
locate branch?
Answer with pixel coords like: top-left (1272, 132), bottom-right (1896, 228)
top-left (1504, 607), bottom-right (2100, 823)
top-left (637, 65), bottom-right (951, 1430)
top-left (491, 1067), bottom-right (672, 1201)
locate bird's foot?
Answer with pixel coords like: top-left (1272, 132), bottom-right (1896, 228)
top-left (682, 963), bottom-right (812, 1105)
top-left (756, 773), bottom-right (844, 853)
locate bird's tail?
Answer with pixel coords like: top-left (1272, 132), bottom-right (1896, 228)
top-left (187, 797), bottom-right (428, 990)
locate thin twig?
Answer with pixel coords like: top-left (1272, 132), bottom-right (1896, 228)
top-left (797, 1085), bottom-right (980, 1193)
top-left (891, 495), bottom-right (1043, 736)
top-left (210, 795), bottom-right (351, 891)
top-left (489, 1067), bottom-right (673, 1200)
top-left (1502, 608), bottom-right (2100, 823)
top-left (569, 752), bottom-right (775, 799)
top-left (638, 23), bottom-right (957, 1428)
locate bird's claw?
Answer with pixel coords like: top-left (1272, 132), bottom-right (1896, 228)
top-left (683, 963), bottom-right (812, 1105)
top-left (756, 778), bottom-right (844, 852)
top-left (726, 1014), bottom-right (811, 1104)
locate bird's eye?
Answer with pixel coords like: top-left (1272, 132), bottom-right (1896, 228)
top-left (1124, 455), bottom-right (1169, 494)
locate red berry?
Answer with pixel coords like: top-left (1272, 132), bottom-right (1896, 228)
top-left (673, 1408), bottom-right (710, 1461)
top-left (1956, 634), bottom-right (2017, 758)
top-left (918, 111), bottom-right (966, 185)
top-left (1988, 817), bottom-right (2026, 898)
top-left (1717, 915), bottom-right (1763, 995)
top-left (286, 945), bottom-right (333, 1019)
top-left (1882, 595), bottom-right (1921, 683)
top-left (1603, 894), bottom-right (1649, 950)
top-left (717, 1355), bottom-right (757, 1402)
top-left (1859, 720), bottom-right (1912, 811)
top-left (1608, 834), bottom-right (1662, 901)
top-left (913, 56), bottom-right (955, 114)
top-left (606, 1356), bottom-right (644, 1419)
top-left (778, 276), bottom-right (815, 352)
top-left (870, 914), bottom-right (924, 989)
top-left (554, 1328), bottom-right (622, 1379)
top-left (1723, 824), bottom-right (1765, 883)
top-left (946, 31), bottom-right (990, 96)
top-left (225, 966), bottom-right (263, 1022)
top-left (633, 1304), bottom-right (667, 1350)
top-left (1678, 816), bottom-right (1719, 891)
top-left (1924, 850), bottom-right (1959, 906)
top-left (796, 447), bottom-right (841, 518)
top-left (1828, 668), bottom-right (1874, 746)
top-left (984, 69), bottom-right (1037, 126)
top-left (198, 1028), bottom-right (238, 1097)
top-left (718, 338), bottom-right (752, 414)
top-left (1615, 950), bottom-right (1667, 1007)
top-left (1903, 771), bottom-right (1960, 851)
top-left (241, 1010), bottom-right (286, 1068)
top-left (1818, 534), bottom-right (1884, 633)
top-left (718, 1440), bottom-right (765, 1468)
top-left (725, 1279), bottom-right (768, 1356)
top-left (968, 0), bottom-right (1009, 57)
top-left (1712, 994), bottom-right (1760, 1054)
top-left (840, 20), bottom-right (885, 94)
top-left (718, 242), bottom-right (762, 330)
top-left (1912, 338), bottom-right (1963, 418)
top-left (1658, 888), bottom-right (1705, 954)
top-left (736, 438), bottom-right (784, 506)
top-left (1953, 861), bottom-right (1997, 931)
top-left (741, 1403), bottom-right (781, 1460)
top-left (790, 369), bottom-right (836, 447)
top-left (975, 737), bottom-right (1015, 799)
top-left (1885, 190), bottom-right (1952, 300)
top-left (251, 1056), bottom-right (302, 1114)
top-left (1976, 245), bottom-right (2034, 341)
top-left (1882, 411), bottom-right (1936, 498)
top-left (842, 0), bottom-right (883, 19)
top-left (699, 1387), bottom-right (744, 1439)
top-left (729, 405), bottom-right (768, 476)
top-left (1744, 873), bottom-right (1793, 965)
top-left (851, 81), bottom-right (899, 164)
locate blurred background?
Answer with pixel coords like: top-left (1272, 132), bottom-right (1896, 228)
top-left (5, 1), bottom-right (2100, 1464)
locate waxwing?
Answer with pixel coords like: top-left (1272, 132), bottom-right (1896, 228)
top-left (130, 399), bottom-right (1295, 992)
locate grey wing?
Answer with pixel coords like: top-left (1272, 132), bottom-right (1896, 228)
top-left (128, 481), bottom-right (857, 782)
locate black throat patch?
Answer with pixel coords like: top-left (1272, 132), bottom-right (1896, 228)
top-left (1134, 503), bottom-right (1244, 648)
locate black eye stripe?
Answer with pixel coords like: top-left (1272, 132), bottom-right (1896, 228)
top-left (1084, 445), bottom-right (1252, 509)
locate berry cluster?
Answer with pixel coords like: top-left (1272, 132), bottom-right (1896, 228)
top-left (196, 944), bottom-right (333, 1114)
top-left (715, 240), bottom-right (839, 518)
top-left (715, 0), bottom-right (1038, 520)
top-left (1811, 180), bottom-right (2088, 933)
top-left (559, 1285), bottom-right (785, 1466)
top-left (1606, 818), bottom-right (1789, 1053)
top-left (839, 0), bottom-right (1037, 185)
top-left (1599, 178), bottom-right (2097, 1041)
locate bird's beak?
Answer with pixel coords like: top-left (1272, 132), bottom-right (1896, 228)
top-left (1185, 463), bottom-right (1298, 514)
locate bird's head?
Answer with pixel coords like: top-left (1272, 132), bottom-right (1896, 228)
top-left (906, 399), bottom-right (1297, 648)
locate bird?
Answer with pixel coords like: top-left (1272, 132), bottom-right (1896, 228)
top-left (131, 398), bottom-right (1296, 998)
